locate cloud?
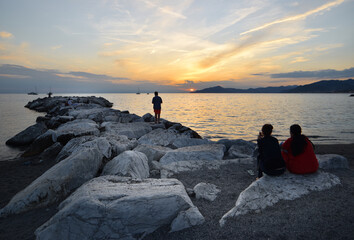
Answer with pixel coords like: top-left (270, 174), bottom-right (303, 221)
top-left (271, 67), bottom-right (354, 79)
top-left (241, 0), bottom-right (345, 35)
top-left (0, 31), bottom-right (13, 39)
top-left (51, 45), bottom-right (62, 50)
top-left (0, 64), bottom-right (185, 93)
top-left (142, 0), bottom-right (187, 19)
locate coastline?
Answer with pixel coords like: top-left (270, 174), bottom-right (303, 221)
top-left (1, 143), bottom-right (353, 240)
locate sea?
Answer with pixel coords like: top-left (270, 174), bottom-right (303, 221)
top-left (0, 93), bottom-right (353, 161)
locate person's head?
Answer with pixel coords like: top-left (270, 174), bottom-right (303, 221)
top-left (289, 124), bottom-right (307, 156)
top-left (261, 124), bottom-right (273, 137)
top-left (290, 124), bottom-right (302, 137)
top-left (154, 91), bottom-right (158, 96)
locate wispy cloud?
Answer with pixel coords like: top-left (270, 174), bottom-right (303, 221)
top-left (241, 0), bottom-right (345, 35)
top-left (271, 67), bottom-right (354, 79)
top-left (0, 31), bottom-right (13, 39)
top-left (142, 0), bottom-right (188, 19)
top-left (51, 45), bottom-right (62, 50)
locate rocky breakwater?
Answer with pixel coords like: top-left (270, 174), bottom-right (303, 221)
top-left (1, 96), bottom-right (350, 240)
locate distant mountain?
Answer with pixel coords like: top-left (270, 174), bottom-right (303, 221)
top-left (194, 85), bottom-right (297, 93)
top-left (194, 79), bottom-right (354, 93)
top-left (286, 79), bottom-right (354, 93)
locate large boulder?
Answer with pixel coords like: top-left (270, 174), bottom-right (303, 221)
top-left (102, 122), bottom-right (152, 139)
top-left (160, 158), bottom-right (253, 178)
top-left (219, 171), bottom-right (341, 227)
top-left (0, 148), bottom-right (103, 217)
top-left (102, 151), bottom-right (149, 179)
top-left (55, 119), bottom-right (100, 144)
top-left (55, 136), bottom-right (97, 162)
top-left (133, 144), bottom-right (172, 166)
top-left (21, 129), bottom-right (57, 157)
top-left (170, 138), bottom-right (211, 149)
top-left (6, 122), bottom-right (47, 146)
top-left (225, 140), bottom-right (257, 159)
top-left (159, 144), bottom-right (225, 165)
top-left (101, 133), bottom-right (138, 156)
top-left (35, 176), bottom-right (205, 240)
top-left (138, 128), bottom-right (192, 147)
top-left (317, 154), bottom-right (349, 169)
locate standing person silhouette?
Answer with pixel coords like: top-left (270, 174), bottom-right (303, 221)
top-left (152, 91), bottom-right (163, 124)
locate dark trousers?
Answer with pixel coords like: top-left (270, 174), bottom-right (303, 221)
top-left (257, 157), bottom-right (285, 178)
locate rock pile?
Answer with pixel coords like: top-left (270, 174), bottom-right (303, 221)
top-left (1, 96), bottom-right (348, 239)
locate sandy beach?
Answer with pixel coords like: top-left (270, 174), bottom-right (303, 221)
top-left (0, 143), bottom-right (353, 240)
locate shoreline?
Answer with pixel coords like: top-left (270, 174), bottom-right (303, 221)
top-left (1, 143), bottom-right (353, 240)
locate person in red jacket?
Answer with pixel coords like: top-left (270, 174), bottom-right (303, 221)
top-left (281, 124), bottom-right (319, 174)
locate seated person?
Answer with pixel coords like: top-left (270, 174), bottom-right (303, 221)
top-left (281, 124), bottom-right (319, 174)
top-left (257, 124), bottom-right (286, 178)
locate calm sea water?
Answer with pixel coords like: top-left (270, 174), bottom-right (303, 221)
top-left (0, 93), bottom-right (353, 160)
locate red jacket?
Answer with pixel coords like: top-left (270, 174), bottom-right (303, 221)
top-left (281, 137), bottom-right (319, 174)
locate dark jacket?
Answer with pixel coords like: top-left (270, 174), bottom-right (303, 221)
top-left (257, 136), bottom-right (285, 174)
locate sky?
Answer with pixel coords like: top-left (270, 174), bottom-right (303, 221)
top-left (0, 0), bottom-right (353, 93)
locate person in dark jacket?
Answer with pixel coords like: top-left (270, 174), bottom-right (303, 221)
top-left (257, 124), bottom-right (286, 179)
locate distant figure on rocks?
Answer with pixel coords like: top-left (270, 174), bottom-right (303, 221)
top-left (152, 91), bottom-right (163, 124)
top-left (281, 124), bottom-right (319, 174)
top-left (257, 124), bottom-right (286, 179)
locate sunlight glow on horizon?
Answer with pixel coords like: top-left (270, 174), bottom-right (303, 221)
top-left (0, 0), bottom-right (353, 93)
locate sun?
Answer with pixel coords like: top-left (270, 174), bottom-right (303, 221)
top-left (189, 88), bottom-right (196, 92)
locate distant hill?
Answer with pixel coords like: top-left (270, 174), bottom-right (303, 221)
top-left (286, 79), bottom-right (354, 93)
top-left (194, 85), bottom-right (297, 93)
top-left (194, 79), bottom-right (354, 93)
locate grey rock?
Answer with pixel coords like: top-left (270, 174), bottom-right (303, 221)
top-left (138, 128), bottom-right (192, 147)
top-left (219, 171), bottom-right (341, 227)
top-left (170, 138), bottom-right (211, 149)
top-left (6, 122), bottom-right (47, 146)
top-left (226, 140), bottom-right (257, 159)
top-left (55, 119), bottom-right (100, 144)
top-left (0, 148), bottom-right (103, 217)
top-left (102, 122), bottom-right (152, 139)
top-left (317, 154), bottom-right (349, 169)
top-left (160, 144), bottom-right (225, 165)
top-left (21, 129), bottom-right (57, 157)
top-left (133, 144), bottom-right (172, 167)
top-left (160, 158), bottom-right (262, 178)
top-left (193, 182), bottom-right (221, 201)
top-left (101, 133), bottom-right (138, 156)
top-left (40, 142), bottom-right (63, 160)
top-left (56, 136), bottom-right (97, 162)
top-left (102, 151), bottom-right (149, 179)
top-left (35, 176), bottom-right (204, 240)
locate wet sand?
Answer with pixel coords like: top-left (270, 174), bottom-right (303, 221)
top-left (0, 144), bottom-right (353, 240)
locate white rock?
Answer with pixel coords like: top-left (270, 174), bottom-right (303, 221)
top-left (226, 140), bottom-right (257, 158)
top-left (194, 183), bottom-right (221, 201)
top-left (160, 144), bottom-right (225, 165)
top-left (0, 148), bottom-right (103, 217)
top-left (101, 133), bottom-right (138, 156)
top-left (80, 137), bottom-right (112, 159)
top-left (55, 119), bottom-right (100, 142)
top-left (138, 128), bottom-right (192, 146)
top-left (219, 171), bottom-right (341, 227)
top-left (56, 136), bottom-right (96, 161)
top-left (133, 144), bottom-right (172, 166)
top-left (170, 206), bottom-right (205, 232)
top-left (35, 176), bottom-right (204, 240)
top-left (102, 122), bottom-right (152, 139)
top-left (160, 158), bottom-right (253, 178)
top-left (317, 154), bottom-right (349, 169)
top-left (170, 138), bottom-right (211, 149)
top-left (102, 151), bottom-right (149, 179)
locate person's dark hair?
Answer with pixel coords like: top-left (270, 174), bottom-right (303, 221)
top-left (290, 124), bottom-right (307, 156)
top-left (154, 91), bottom-right (158, 96)
top-left (261, 124), bottom-right (273, 136)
